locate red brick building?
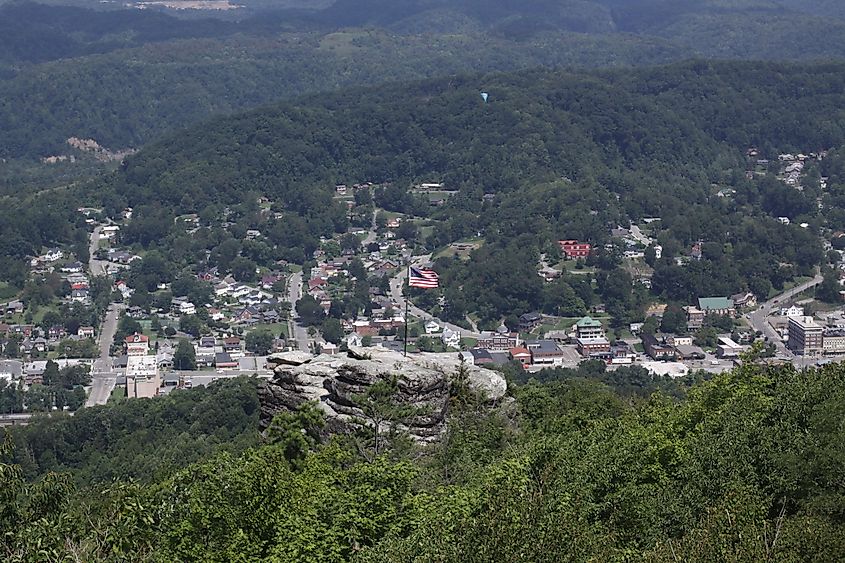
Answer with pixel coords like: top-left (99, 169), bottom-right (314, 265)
top-left (509, 347), bottom-right (532, 369)
top-left (558, 240), bottom-right (591, 259)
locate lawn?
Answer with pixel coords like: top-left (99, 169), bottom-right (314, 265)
top-left (249, 323), bottom-right (289, 339)
top-left (108, 385), bottom-right (126, 404)
top-left (460, 337), bottom-right (477, 349)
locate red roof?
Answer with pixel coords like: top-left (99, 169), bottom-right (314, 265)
top-left (509, 347), bottom-right (531, 357)
top-left (308, 278), bottom-right (328, 290)
top-left (125, 332), bottom-right (149, 344)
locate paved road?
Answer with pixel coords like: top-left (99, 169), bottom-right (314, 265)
top-left (88, 226), bottom-right (108, 277)
top-left (362, 208), bottom-right (378, 247)
top-left (746, 274), bottom-right (823, 358)
top-left (629, 225), bottom-right (653, 246)
top-left (389, 263), bottom-right (483, 340)
top-left (86, 302), bottom-right (122, 407)
top-left (286, 271), bottom-right (311, 352)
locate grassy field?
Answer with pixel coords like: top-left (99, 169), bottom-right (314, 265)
top-left (433, 237), bottom-right (484, 260)
top-left (108, 385), bottom-right (126, 404)
top-left (460, 337), bottom-right (477, 349)
top-left (248, 323), bottom-right (288, 339)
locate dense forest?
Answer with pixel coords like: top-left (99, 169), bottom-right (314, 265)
top-left (2, 358), bottom-right (844, 560)
top-left (5, 0), bottom-right (845, 164)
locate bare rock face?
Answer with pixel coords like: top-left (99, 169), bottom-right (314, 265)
top-left (259, 346), bottom-right (507, 441)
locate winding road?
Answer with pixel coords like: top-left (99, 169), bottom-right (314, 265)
top-left (746, 274), bottom-right (823, 358)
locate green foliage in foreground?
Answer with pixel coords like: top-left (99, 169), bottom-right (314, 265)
top-left (2, 360), bottom-right (844, 561)
top-left (8, 377), bottom-right (261, 486)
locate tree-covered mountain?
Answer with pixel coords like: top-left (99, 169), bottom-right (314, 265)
top-left (3, 61), bottom-right (843, 304)
top-left (4, 0), bottom-right (845, 165)
top-left (0, 1), bottom-right (239, 64)
top-left (49, 60), bottom-right (835, 325)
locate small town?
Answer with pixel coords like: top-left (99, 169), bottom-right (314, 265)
top-left (1, 150), bottom-right (844, 421)
top-left (5, 5), bottom-right (845, 557)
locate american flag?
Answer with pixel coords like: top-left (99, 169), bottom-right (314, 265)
top-left (408, 266), bottom-right (439, 289)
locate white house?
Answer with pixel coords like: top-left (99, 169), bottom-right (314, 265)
top-left (441, 327), bottom-right (461, 349)
top-left (781, 305), bottom-right (804, 318)
top-left (43, 248), bottom-right (63, 262)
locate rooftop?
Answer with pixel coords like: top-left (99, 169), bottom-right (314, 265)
top-left (698, 297), bottom-right (733, 310)
top-left (575, 316), bottom-right (602, 328)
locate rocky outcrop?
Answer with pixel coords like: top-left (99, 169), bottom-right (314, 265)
top-left (258, 347), bottom-right (507, 441)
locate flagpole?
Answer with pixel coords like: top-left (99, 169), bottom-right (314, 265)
top-left (403, 264), bottom-right (410, 357)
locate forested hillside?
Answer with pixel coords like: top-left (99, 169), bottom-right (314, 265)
top-left (70, 61), bottom-right (840, 325)
top-left (9, 377), bottom-right (260, 485)
top-left (4, 0), bottom-right (845, 164)
top-left (2, 357), bottom-right (844, 560)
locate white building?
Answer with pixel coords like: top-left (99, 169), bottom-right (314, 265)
top-left (441, 327), bottom-right (461, 349)
top-left (781, 305), bottom-right (805, 318)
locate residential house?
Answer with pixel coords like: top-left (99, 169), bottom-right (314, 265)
top-left (441, 327), bottom-right (461, 349)
top-left (77, 326), bottom-right (95, 338)
top-left (214, 282), bottom-right (231, 297)
top-left (42, 248), bottom-right (63, 262)
top-left (101, 225), bottom-right (120, 239)
top-left (0, 360), bottom-right (22, 381)
top-left (424, 321), bottom-right (441, 334)
top-left (234, 306), bottom-right (261, 324)
top-left (460, 348), bottom-right (508, 367)
top-left (518, 312), bottom-right (542, 332)
top-left (126, 306), bottom-right (145, 319)
top-left (171, 297), bottom-right (196, 316)
top-left (32, 337), bottom-right (48, 354)
top-left (781, 305), bottom-right (805, 318)
top-left (558, 240), bottom-right (591, 259)
top-left (262, 310), bottom-right (280, 323)
top-left (222, 337), bottom-right (244, 358)
top-left (47, 326), bottom-right (66, 341)
top-left (70, 289), bottom-right (89, 302)
top-left (61, 261), bottom-right (84, 274)
top-left (5, 300), bottom-right (24, 316)
top-left (308, 278), bottom-right (328, 293)
top-left (691, 242), bottom-right (702, 261)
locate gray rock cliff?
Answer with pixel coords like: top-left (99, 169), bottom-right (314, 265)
top-left (258, 346), bottom-right (507, 441)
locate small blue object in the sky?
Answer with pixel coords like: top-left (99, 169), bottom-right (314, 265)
top-left (480, 92), bottom-right (489, 103)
